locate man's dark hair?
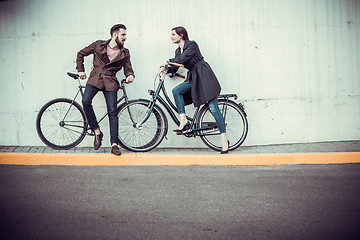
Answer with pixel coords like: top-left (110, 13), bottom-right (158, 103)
top-left (110, 24), bottom-right (127, 36)
top-left (172, 26), bottom-right (189, 41)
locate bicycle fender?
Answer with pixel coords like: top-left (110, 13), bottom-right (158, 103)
top-left (220, 99), bottom-right (247, 116)
top-left (116, 98), bottom-right (152, 111)
top-left (117, 98), bottom-right (162, 110)
top-left (200, 99), bottom-right (247, 117)
top-left (237, 102), bottom-right (247, 116)
top-left (40, 98), bottom-right (79, 109)
top-left (138, 98), bottom-right (169, 134)
top-left (117, 98), bottom-right (168, 133)
top-left (137, 98), bottom-right (167, 116)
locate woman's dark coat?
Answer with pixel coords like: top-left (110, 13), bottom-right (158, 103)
top-left (168, 40), bottom-right (221, 107)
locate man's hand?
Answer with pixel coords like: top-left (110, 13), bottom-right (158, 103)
top-left (126, 75), bottom-right (134, 83)
top-left (79, 72), bottom-right (87, 80)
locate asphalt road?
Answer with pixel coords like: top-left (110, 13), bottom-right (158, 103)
top-left (1, 164), bottom-right (360, 240)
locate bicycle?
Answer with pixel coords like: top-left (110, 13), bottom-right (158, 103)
top-left (36, 72), bottom-right (131, 150)
top-left (116, 62), bottom-right (248, 152)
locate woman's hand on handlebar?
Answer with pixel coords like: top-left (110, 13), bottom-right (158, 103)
top-left (158, 65), bottom-right (165, 77)
top-left (158, 62), bottom-right (184, 77)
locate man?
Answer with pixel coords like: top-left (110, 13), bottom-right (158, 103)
top-left (76, 24), bottom-right (135, 155)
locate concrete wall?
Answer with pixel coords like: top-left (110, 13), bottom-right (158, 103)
top-left (0, 0), bottom-right (359, 148)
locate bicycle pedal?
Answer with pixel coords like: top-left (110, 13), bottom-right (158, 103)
top-left (182, 129), bottom-right (192, 134)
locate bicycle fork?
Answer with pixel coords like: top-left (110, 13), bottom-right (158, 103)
top-left (134, 99), bottom-right (156, 129)
top-left (134, 78), bottom-right (165, 129)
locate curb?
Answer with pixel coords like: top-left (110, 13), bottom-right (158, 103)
top-left (1, 152), bottom-right (360, 166)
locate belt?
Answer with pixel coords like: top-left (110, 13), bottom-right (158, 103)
top-left (103, 69), bottom-right (116, 76)
top-left (190, 60), bottom-right (205, 71)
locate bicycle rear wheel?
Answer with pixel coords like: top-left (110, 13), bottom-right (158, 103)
top-left (36, 98), bottom-right (87, 150)
top-left (198, 99), bottom-right (248, 151)
top-left (117, 100), bottom-right (168, 152)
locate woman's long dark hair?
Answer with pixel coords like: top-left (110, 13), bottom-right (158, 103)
top-left (172, 26), bottom-right (189, 41)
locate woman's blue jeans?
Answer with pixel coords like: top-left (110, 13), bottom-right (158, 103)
top-left (82, 84), bottom-right (119, 144)
top-left (172, 81), bottom-right (226, 133)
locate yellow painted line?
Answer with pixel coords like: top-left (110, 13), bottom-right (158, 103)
top-left (0, 152), bottom-right (359, 166)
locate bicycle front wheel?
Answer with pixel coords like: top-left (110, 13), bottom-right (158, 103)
top-left (198, 99), bottom-right (248, 151)
top-left (36, 98), bottom-right (87, 150)
top-left (117, 100), bottom-right (168, 152)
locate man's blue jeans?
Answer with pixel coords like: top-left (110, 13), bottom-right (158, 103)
top-left (172, 81), bottom-right (226, 133)
top-left (82, 84), bottom-right (119, 144)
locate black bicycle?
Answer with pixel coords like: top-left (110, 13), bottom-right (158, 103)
top-left (116, 62), bottom-right (248, 152)
top-left (36, 72), bottom-right (131, 150)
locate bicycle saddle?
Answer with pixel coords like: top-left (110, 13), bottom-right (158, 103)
top-left (67, 72), bottom-right (79, 79)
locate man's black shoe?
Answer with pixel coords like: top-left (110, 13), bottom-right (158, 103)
top-left (94, 131), bottom-right (103, 150)
top-left (111, 145), bottom-right (121, 156)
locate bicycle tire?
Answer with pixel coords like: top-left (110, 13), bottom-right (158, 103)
top-left (197, 99), bottom-right (248, 151)
top-left (117, 99), bottom-right (168, 152)
top-left (36, 98), bottom-right (87, 150)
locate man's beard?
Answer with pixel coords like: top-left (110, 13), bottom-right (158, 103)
top-left (115, 38), bottom-right (124, 48)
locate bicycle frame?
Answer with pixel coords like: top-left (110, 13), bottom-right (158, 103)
top-left (65, 77), bottom-right (130, 135)
top-left (148, 78), bottom-right (194, 126)
top-left (37, 71), bottom-right (247, 151)
top-left (139, 67), bottom-right (233, 137)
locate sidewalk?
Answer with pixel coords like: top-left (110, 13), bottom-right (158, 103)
top-left (1, 141), bottom-right (360, 165)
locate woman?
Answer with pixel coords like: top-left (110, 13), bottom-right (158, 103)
top-left (159, 26), bottom-right (229, 154)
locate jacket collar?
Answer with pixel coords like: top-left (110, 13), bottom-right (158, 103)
top-left (100, 39), bottom-right (125, 53)
top-left (176, 40), bottom-right (193, 55)
top-left (100, 39), bottom-right (126, 65)
top-left (183, 40), bottom-right (192, 49)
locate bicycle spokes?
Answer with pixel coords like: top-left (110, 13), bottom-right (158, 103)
top-left (198, 100), bottom-right (248, 151)
top-left (36, 99), bottom-right (87, 150)
top-left (117, 100), bottom-right (168, 152)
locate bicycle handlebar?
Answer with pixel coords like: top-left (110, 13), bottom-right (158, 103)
top-left (67, 72), bottom-right (129, 84)
top-left (162, 62), bottom-right (186, 78)
top-left (174, 73), bottom-right (186, 79)
top-left (168, 62), bottom-right (184, 67)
